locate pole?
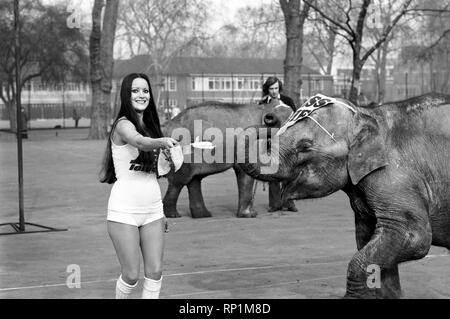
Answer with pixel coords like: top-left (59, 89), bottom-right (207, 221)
top-left (308, 73), bottom-right (311, 97)
top-left (62, 81), bottom-right (66, 128)
top-left (1, 2), bottom-right (68, 234)
top-left (231, 73), bottom-right (234, 103)
top-left (433, 71), bottom-right (436, 92)
top-left (14, 0), bottom-right (25, 231)
top-left (405, 72), bottom-right (408, 98)
top-left (421, 63), bottom-right (424, 94)
top-left (27, 81), bottom-right (31, 129)
top-left (165, 74), bottom-right (169, 120)
top-left (201, 72), bottom-right (204, 102)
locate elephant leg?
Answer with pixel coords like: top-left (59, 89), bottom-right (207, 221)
top-left (162, 179), bottom-right (184, 218)
top-left (268, 181), bottom-right (282, 211)
top-left (233, 166), bottom-right (257, 218)
top-left (354, 211), bottom-right (376, 251)
top-left (344, 215), bottom-right (432, 299)
top-left (163, 165), bottom-right (195, 218)
top-left (187, 176), bottom-right (212, 218)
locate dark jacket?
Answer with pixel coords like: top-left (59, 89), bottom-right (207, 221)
top-left (258, 94), bottom-right (297, 112)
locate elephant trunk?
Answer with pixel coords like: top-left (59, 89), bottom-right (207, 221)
top-left (237, 125), bottom-right (290, 182)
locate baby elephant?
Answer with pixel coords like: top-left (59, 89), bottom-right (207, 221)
top-left (239, 93), bottom-right (450, 298)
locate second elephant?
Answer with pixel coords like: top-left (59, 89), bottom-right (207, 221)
top-left (162, 100), bottom-right (293, 218)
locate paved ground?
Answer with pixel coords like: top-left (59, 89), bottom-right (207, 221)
top-left (0, 128), bottom-right (449, 299)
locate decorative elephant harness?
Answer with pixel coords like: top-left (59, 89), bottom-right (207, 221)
top-left (276, 94), bottom-right (357, 140)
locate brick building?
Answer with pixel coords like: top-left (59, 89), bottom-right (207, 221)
top-left (113, 56), bottom-right (334, 118)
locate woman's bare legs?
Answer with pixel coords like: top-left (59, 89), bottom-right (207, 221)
top-left (139, 217), bottom-right (165, 298)
top-left (107, 221), bottom-right (141, 298)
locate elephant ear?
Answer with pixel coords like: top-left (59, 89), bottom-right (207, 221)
top-left (347, 112), bottom-right (388, 185)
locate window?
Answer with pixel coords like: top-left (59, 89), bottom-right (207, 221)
top-left (314, 80), bottom-right (323, 91)
top-left (215, 78), bottom-right (220, 90)
top-left (198, 76), bottom-right (263, 91)
top-left (225, 79), bottom-right (231, 90)
top-left (243, 78), bottom-right (249, 90)
top-left (164, 76), bottom-right (177, 91)
top-left (192, 77), bottom-right (206, 91)
top-left (236, 77), bottom-right (244, 90)
top-left (251, 79), bottom-right (260, 91)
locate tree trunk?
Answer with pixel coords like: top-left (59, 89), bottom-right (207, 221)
top-left (443, 51), bottom-right (450, 94)
top-left (379, 41), bottom-right (388, 103)
top-left (373, 49), bottom-right (381, 103)
top-left (350, 55), bottom-right (363, 104)
top-left (6, 100), bottom-right (17, 132)
top-left (326, 27), bottom-right (336, 75)
top-left (280, 0), bottom-right (310, 106)
top-left (88, 0), bottom-right (119, 140)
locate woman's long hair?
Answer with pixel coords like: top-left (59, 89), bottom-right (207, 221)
top-left (100, 73), bottom-right (163, 184)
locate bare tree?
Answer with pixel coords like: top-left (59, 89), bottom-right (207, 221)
top-left (88, 0), bottom-right (119, 140)
top-left (0, 1), bottom-right (88, 131)
top-left (402, 1), bottom-right (450, 94)
top-left (365, 0), bottom-right (416, 103)
top-left (304, 23), bottom-right (338, 75)
top-left (194, 2), bottom-right (287, 60)
top-left (304, 11), bottom-right (348, 76)
top-left (305, 0), bottom-right (415, 103)
top-left (210, 3), bottom-right (285, 59)
top-left (116, 0), bottom-right (208, 82)
top-left (279, 0), bottom-right (311, 105)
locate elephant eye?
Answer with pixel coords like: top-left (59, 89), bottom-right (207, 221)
top-left (297, 139), bottom-right (313, 152)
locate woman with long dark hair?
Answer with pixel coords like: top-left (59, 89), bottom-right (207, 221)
top-left (100, 73), bottom-right (177, 299)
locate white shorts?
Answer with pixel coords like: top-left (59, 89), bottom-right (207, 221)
top-left (107, 211), bottom-right (164, 227)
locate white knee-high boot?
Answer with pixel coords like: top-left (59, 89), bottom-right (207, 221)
top-left (115, 275), bottom-right (137, 299)
top-left (142, 276), bottom-right (162, 299)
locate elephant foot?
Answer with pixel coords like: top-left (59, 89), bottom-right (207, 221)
top-left (164, 209), bottom-right (181, 218)
top-left (343, 289), bottom-right (402, 299)
top-left (163, 199), bottom-right (181, 218)
top-left (282, 204), bottom-right (298, 212)
top-left (282, 200), bottom-right (298, 212)
top-left (237, 208), bottom-right (257, 218)
top-left (344, 280), bottom-right (403, 299)
top-left (191, 208), bottom-right (212, 218)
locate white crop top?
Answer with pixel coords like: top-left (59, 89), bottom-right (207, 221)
top-left (107, 141), bottom-right (163, 214)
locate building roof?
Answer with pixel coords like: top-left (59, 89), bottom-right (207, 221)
top-left (114, 55), bottom-right (322, 78)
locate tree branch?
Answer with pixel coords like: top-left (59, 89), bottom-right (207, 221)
top-left (424, 29), bottom-right (450, 52)
top-left (361, 0), bottom-right (413, 63)
top-left (304, 0), bottom-right (352, 37)
top-left (21, 72), bottom-right (42, 90)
